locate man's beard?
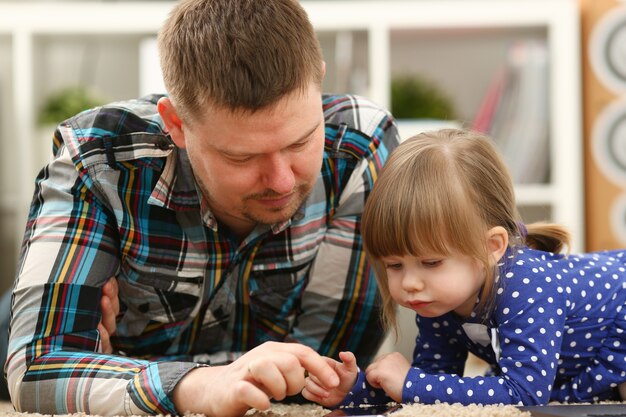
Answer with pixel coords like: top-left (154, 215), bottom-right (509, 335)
top-left (240, 182), bottom-right (313, 224)
top-left (196, 175), bottom-right (313, 227)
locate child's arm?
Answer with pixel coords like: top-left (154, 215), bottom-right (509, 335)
top-left (302, 351), bottom-right (359, 407)
top-left (364, 352), bottom-right (411, 402)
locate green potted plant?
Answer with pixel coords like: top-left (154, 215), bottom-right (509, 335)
top-left (38, 86), bottom-right (106, 126)
top-left (36, 86), bottom-right (106, 169)
top-left (390, 75), bottom-right (459, 141)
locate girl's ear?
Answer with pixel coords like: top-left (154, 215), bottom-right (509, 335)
top-left (157, 97), bottom-right (186, 149)
top-left (486, 226), bottom-right (509, 265)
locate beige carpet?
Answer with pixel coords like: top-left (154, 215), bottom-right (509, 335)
top-left (4, 400), bottom-right (626, 417)
top-left (247, 403), bottom-right (531, 416)
top-left (0, 401), bottom-right (532, 417)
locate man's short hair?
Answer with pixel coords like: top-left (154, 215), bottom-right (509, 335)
top-left (158, 0), bottom-right (324, 124)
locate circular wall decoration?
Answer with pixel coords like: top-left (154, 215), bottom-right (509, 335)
top-left (611, 193), bottom-right (626, 246)
top-left (590, 5), bottom-right (626, 93)
top-left (591, 96), bottom-right (626, 185)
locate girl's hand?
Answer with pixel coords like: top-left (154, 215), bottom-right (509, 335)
top-left (302, 351), bottom-right (359, 408)
top-left (364, 352), bottom-right (410, 402)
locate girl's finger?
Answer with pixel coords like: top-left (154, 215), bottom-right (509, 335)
top-left (307, 372), bottom-right (322, 386)
top-left (301, 388), bottom-right (326, 404)
top-left (303, 376), bottom-right (330, 399)
top-left (338, 351), bottom-right (358, 372)
top-left (364, 365), bottom-right (382, 389)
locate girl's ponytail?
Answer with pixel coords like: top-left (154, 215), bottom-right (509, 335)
top-left (523, 222), bottom-right (571, 253)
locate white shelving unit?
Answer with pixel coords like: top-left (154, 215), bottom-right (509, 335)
top-left (0, 1), bottom-right (583, 281)
top-left (305, 0), bottom-right (584, 253)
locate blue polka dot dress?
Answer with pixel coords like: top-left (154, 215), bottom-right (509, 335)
top-left (341, 246), bottom-right (626, 406)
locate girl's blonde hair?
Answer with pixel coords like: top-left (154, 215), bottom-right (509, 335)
top-left (361, 129), bottom-right (570, 332)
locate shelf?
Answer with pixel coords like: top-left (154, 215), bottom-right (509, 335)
top-left (0, 0), bottom-right (584, 259)
top-left (0, 3), bottom-right (170, 34)
top-left (516, 184), bottom-right (559, 205)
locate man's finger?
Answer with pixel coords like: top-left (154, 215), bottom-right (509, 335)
top-left (102, 278), bottom-right (120, 316)
top-left (100, 295), bottom-right (117, 336)
top-left (287, 345), bottom-right (339, 389)
top-left (280, 362), bottom-right (306, 396)
top-left (235, 380), bottom-right (271, 411)
top-left (97, 322), bottom-right (112, 354)
top-left (247, 359), bottom-right (288, 401)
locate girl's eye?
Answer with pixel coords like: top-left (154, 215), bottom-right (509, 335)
top-left (384, 263), bottom-right (402, 270)
top-left (422, 260), bottom-right (442, 268)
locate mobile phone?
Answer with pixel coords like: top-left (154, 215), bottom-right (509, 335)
top-left (323, 404), bottom-right (402, 416)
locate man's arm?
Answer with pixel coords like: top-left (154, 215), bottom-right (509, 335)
top-left (8, 129), bottom-right (340, 417)
top-left (7, 143), bottom-right (202, 415)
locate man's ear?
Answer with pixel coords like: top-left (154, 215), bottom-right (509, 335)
top-left (486, 226), bottom-right (509, 265)
top-left (157, 97), bottom-right (186, 149)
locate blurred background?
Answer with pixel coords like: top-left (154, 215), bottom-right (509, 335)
top-left (0, 0), bottom-right (624, 366)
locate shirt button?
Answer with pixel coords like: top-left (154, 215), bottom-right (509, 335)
top-left (157, 141), bottom-right (171, 150)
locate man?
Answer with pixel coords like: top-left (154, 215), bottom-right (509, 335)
top-left (5, 0), bottom-right (399, 415)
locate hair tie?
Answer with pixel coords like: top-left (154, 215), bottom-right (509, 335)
top-left (517, 222), bottom-right (528, 239)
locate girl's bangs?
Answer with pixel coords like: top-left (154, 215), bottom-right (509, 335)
top-left (363, 180), bottom-right (456, 259)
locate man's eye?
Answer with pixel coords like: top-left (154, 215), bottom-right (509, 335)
top-left (289, 141), bottom-right (308, 151)
top-left (226, 155), bottom-right (252, 164)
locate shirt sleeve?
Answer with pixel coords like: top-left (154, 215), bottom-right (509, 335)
top-left (338, 370), bottom-right (390, 408)
top-left (289, 98), bottom-right (400, 365)
top-left (6, 143), bottom-right (198, 415)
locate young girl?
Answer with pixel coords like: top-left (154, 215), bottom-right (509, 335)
top-left (302, 129), bottom-right (626, 407)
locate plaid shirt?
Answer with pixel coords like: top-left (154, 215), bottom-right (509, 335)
top-left (7, 94), bottom-right (400, 415)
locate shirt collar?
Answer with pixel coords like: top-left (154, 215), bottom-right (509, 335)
top-left (271, 204), bottom-right (305, 234)
top-left (147, 146), bottom-right (201, 211)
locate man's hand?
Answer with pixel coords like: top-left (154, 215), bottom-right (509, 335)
top-left (172, 341), bottom-right (340, 417)
top-left (302, 351), bottom-right (358, 407)
top-left (97, 278), bottom-right (120, 354)
top-left (364, 352), bottom-right (410, 402)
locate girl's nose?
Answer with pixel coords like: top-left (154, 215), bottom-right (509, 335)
top-left (402, 272), bottom-right (424, 292)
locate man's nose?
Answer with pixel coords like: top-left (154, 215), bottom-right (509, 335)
top-left (262, 153), bottom-right (296, 194)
